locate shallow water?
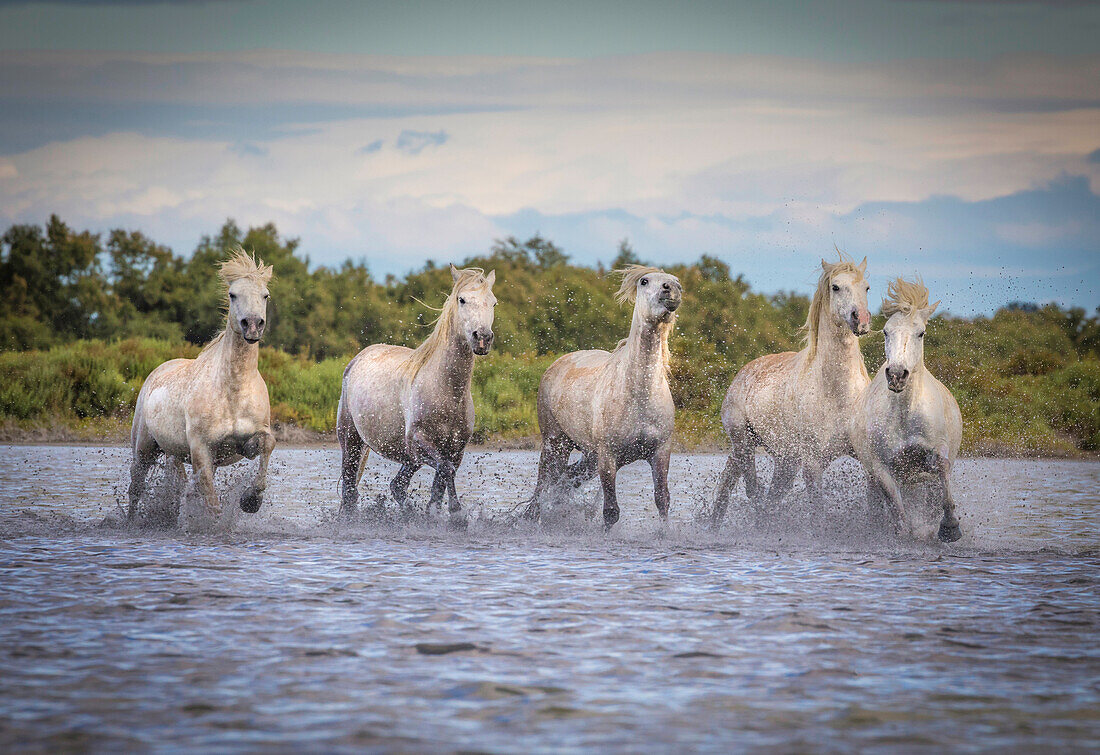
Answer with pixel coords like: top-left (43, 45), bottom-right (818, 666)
top-left (1, 445), bottom-right (1098, 752)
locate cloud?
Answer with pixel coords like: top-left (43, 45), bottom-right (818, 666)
top-left (228, 141), bottom-right (268, 158)
top-left (1088, 147), bottom-right (1100, 164)
top-left (0, 50), bottom-right (1096, 312)
top-left (395, 129), bottom-right (448, 155)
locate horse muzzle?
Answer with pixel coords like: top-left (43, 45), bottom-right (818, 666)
top-left (471, 330), bottom-right (494, 355)
top-left (659, 295), bottom-right (681, 313)
top-left (885, 366), bottom-right (909, 392)
top-left (241, 317), bottom-right (265, 343)
top-left (849, 309), bottom-right (870, 336)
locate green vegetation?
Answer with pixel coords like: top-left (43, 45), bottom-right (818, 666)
top-left (1, 217), bottom-right (1097, 454)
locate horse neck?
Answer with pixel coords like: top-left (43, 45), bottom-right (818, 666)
top-left (807, 310), bottom-right (867, 397)
top-left (421, 331), bottom-right (474, 396)
top-left (621, 309), bottom-right (670, 397)
top-left (212, 324), bottom-right (259, 388)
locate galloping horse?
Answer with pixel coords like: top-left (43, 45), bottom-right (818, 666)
top-left (850, 277), bottom-right (962, 542)
top-left (711, 254), bottom-right (871, 524)
top-left (337, 265), bottom-right (496, 518)
top-left (523, 265), bottom-right (682, 529)
top-left (128, 248), bottom-right (276, 527)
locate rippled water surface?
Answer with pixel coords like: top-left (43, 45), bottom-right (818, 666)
top-left (1, 445), bottom-right (1098, 752)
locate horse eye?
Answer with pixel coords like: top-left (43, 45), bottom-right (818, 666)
top-left (459, 297), bottom-right (466, 305)
top-left (831, 284), bottom-right (840, 292)
top-left (641, 278), bottom-right (648, 286)
top-left (918, 331), bottom-right (925, 338)
top-left (229, 293), bottom-right (237, 300)
top-left (264, 294), bottom-right (270, 300)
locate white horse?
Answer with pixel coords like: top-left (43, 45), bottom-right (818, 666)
top-left (851, 277), bottom-right (962, 542)
top-left (522, 265), bottom-right (682, 529)
top-left (337, 265), bottom-right (497, 518)
top-left (128, 248), bottom-right (276, 527)
top-left (710, 254), bottom-right (871, 524)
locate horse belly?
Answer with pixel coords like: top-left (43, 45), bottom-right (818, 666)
top-left (143, 384), bottom-right (190, 456)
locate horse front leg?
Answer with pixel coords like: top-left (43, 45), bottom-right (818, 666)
top-left (409, 428), bottom-right (454, 514)
top-left (801, 458), bottom-right (826, 519)
top-left (650, 442), bottom-right (672, 524)
top-left (868, 459), bottom-right (909, 538)
top-left (598, 450), bottom-right (620, 531)
top-left (186, 441), bottom-right (220, 526)
top-left (240, 431), bottom-right (275, 514)
top-left (932, 455), bottom-right (961, 543)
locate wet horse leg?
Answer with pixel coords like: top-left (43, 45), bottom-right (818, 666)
top-left (240, 431), bottom-right (275, 514)
top-left (187, 441), bottom-right (220, 521)
top-left (868, 459), bottom-right (909, 538)
top-left (128, 426), bottom-right (160, 520)
top-left (338, 409), bottom-right (366, 513)
top-left (524, 432), bottom-right (571, 521)
top-left (445, 450), bottom-right (464, 514)
top-left (565, 451), bottom-right (597, 487)
top-left (801, 458), bottom-right (826, 519)
top-left (765, 457), bottom-right (798, 506)
top-left (932, 455), bottom-right (961, 543)
top-left (410, 428), bottom-right (455, 513)
top-left (390, 463), bottom-right (419, 504)
top-left (597, 449), bottom-right (620, 531)
top-left (650, 442), bottom-right (672, 523)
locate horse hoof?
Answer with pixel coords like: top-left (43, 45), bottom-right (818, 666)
top-left (239, 489), bottom-right (262, 513)
top-left (447, 513), bottom-right (468, 531)
top-left (938, 520), bottom-right (962, 543)
top-left (603, 509), bottom-right (620, 531)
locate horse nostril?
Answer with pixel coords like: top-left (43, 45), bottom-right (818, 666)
top-left (241, 319), bottom-right (249, 330)
top-left (662, 282), bottom-right (671, 290)
top-left (257, 319), bottom-right (265, 329)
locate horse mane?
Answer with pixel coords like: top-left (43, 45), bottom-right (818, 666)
top-left (801, 250), bottom-right (866, 363)
top-left (882, 276), bottom-right (930, 318)
top-left (200, 246), bottom-right (274, 356)
top-left (402, 267), bottom-right (490, 378)
top-left (612, 264), bottom-right (675, 376)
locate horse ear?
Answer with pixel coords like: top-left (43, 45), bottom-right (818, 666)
top-left (821, 259), bottom-right (829, 271)
top-left (485, 269), bottom-right (496, 287)
top-left (923, 300), bottom-right (940, 319)
top-left (858, 256), bottom-right (867, 274)
top-left (449, 263), bottom-right (460, 281)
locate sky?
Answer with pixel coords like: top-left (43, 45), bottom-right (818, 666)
top-left (0, 0), bottom-right (1098, 314)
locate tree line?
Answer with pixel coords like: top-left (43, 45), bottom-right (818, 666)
top-left (1, 215), bottom-right (1098, 451)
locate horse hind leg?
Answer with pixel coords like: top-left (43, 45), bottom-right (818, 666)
top-left (127, 424), bottom-right (160, 521)
top-left (338, 413), bottom-right (367, 514)
top-left (390, 463), bottom-right (419, 505)
top-left (565, 451), bottom-right (597, 488)
top-left (765, 457), bottom-right (799, 507)
top-left (711, 424), bottom-right (754, 526)
top-left (523, 432), bottom-right (571, 522)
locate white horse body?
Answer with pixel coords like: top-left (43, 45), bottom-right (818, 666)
top-left (338, 265), bottom-right (496, 516)
top-left (128, 248), bottom-right (276, 527)
top-left (525, 266), bottom-right (682, 529)
top-left (851, 278), bottom-right (962, 541)
top-left (711, 255), bottom-right (871, 523)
